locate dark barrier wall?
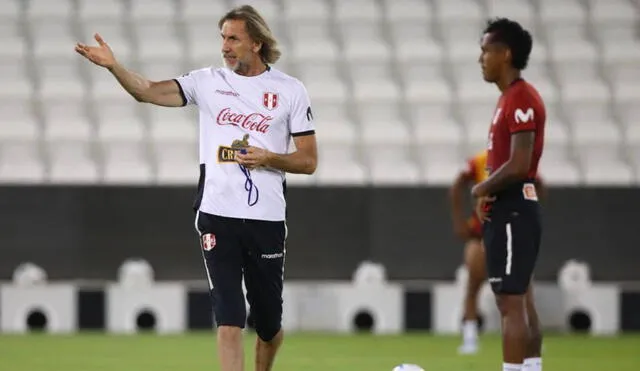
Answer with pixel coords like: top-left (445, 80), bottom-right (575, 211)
top-left (0, 185), bottom-right (638, 282)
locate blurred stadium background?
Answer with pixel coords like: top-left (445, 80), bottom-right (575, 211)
top-left (1, 0), bottom-right (640, 370)
top-left (1, 0), bottom-right (639, 184)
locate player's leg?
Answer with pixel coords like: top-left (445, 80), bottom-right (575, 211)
top-left (524, 210), bottom-right (544, 371)
top-left (197, 212), bottom-right (247, 371)
top-left (459, 237), bottom-right (486, 354)
top-left (524, 282), bottom-right (543, 371)
top-left (242, 219), bottom-right (287, 371)
top-left (495, 293), bottom-right (528, 370)
top-left (485, 210), bottom-right (540, 371)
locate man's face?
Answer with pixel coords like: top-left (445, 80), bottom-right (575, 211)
top-left (478, 32), bottom-right (508, 83)
top-left (220, 19), bottom-right (259, 72)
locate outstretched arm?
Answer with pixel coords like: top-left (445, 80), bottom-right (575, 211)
top-left (107, 63), bottom-right (185, 107)
top-left (75, 33), bottom-right (185, 107)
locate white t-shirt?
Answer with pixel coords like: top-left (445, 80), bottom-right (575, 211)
top-left (174, 66), bottom-right (315, 222)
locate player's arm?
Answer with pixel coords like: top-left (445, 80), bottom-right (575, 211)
top-left (236, 133), bottom-right (318, 174)
top-left (266, 134), bottom-right (318, 174)
top-left (108, 64), bottom-right (185, 107)
top-left (472, 92), bottom-right (538, 197)
top-left (263, 82), bottom-right (317, 174)
top-left (472, 131), bottom-right (535, 197)
top-left (534, 175), bottom-right (547, 202)
top-left (449, 165), bottom-right (474, 240)
top-left (75, 34), bottom-right (185, 107)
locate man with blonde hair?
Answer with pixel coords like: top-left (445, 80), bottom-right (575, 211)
top-left (75, 5), bottom-right (318, 371)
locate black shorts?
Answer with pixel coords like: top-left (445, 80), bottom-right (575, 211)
top-left (195, 211), bottom-right (286, 341)
top-left (483, 183), bottom-right (542, 295)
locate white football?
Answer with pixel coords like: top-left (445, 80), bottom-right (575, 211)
top-left (393, 364), bottom-right (425, 371)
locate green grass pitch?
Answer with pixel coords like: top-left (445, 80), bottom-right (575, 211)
top-left (1, 332), bottom-right (639, 370)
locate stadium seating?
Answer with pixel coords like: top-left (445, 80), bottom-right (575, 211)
top-left (0, 0), bottom-right (638, 185)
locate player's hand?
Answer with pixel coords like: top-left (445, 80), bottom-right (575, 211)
top-left (236, 146), bottom-right (271, 170)
top-left (75, 34), bottom-right (116, 69)
top-left (475, 196), bottom-right (496, 222)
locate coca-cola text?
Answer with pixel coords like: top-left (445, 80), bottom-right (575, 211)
top-left (216, 108), bottom-right (272, 133)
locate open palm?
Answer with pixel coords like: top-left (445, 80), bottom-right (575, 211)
top-left (75, 33), bottom-right (116, 69)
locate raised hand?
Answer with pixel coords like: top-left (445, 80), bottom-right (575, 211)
top-left (75, 33), bottom-right (116, 69)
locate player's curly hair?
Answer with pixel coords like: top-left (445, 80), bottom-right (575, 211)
top-left (218, 5), bottom-right (282, 64)
top-left (483, 18), bottom-right (533, 70)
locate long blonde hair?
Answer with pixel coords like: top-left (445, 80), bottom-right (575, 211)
top-left (218, 5), bottom-right (281, 64)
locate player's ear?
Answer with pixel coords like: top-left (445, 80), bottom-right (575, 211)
top-left (252, 40), bottom-right (262, 54)
top-left (504, 48), bottom-right (513, 65)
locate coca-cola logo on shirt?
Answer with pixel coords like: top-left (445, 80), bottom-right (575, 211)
top-left (216, 108), bottom-right (272, 133)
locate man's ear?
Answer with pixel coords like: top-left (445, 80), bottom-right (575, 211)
top-left (504, 48), bottom-right (513, 66)
top-left (252, 41), bottom-right (263, 54)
